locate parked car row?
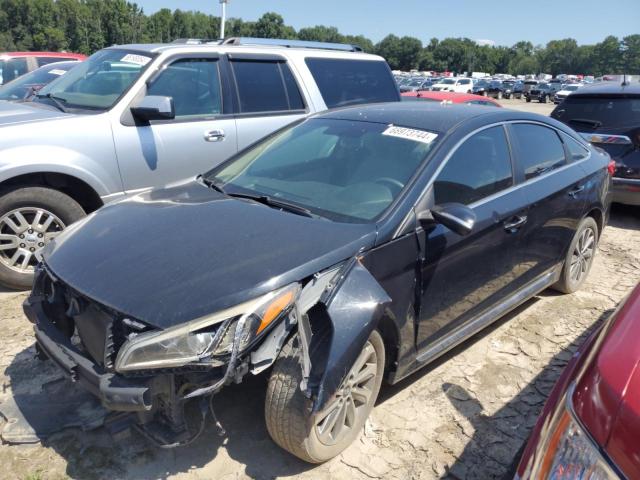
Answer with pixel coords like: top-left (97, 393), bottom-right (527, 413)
top-left (0, 51), bottom-right (85, 85)
top-left (2, 39), bottom-right (639, 472)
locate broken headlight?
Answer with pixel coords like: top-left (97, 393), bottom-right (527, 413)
top-left (114, 283), bottom-right (300, 372)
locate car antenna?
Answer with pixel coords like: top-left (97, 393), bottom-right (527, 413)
top-left (621, 73), bottom-right (628, 86)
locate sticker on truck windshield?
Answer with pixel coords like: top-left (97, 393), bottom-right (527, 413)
top-left (382, 125), bottom-right (438, 144)
top-left (48, 69), bottom-right (67, 76)
top-left (120, 53), bottom-right (151, 66)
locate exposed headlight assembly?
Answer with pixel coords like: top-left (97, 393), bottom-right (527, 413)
top-left (115, 283), bottom-right (300, 372)
top-left (529, 384), bottom-right (620, 479)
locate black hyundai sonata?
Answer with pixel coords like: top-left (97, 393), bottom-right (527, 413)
top-left (24, 102), bottom-right (612, 462)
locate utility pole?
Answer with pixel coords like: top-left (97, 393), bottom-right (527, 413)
top-left (219, 0), bottom-right (228, 40)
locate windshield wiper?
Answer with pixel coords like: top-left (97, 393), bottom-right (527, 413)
top-left (226, 192), bottom-right (317, 218)
top-left (35, 93), bottom-right (68, 113)
top-left (198, 175), bottom-right (226, 194)
top-left (568, 118), bottom-right (602, 128)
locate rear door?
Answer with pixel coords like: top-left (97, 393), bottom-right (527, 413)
top-left (113, 54), bottom-right (238, 191)
top-left (417, 125), bottom-right (530, 349)
top-left (507, 122), bottom-right (587, 284)
top-left (228, 55), bottom-right (308, 151)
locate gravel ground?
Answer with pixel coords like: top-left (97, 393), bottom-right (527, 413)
top-left (0, 95), bottom-right (636, 479)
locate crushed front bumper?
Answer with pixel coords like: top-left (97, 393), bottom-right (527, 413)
top-left (24, 297), bottom-right (155, 412)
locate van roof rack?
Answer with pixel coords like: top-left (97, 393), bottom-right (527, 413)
top-left (171, 38), bottom-right (221, 45)
top-left (221, 37), bottom-right (363, 52)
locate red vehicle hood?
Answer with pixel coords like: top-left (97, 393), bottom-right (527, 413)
top-left (572, 284), bottom-right (640, 476)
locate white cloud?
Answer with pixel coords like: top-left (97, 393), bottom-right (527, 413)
top-left (475, 39), bottom-right (496, 46)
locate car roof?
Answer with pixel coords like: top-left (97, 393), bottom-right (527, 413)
top-left (0, 52), bottom-right (86, 59)
top-left (315, 102), bottom-right (539, 133)
top-left (106, 42), bottom-right (384, 61)
top-left (569, 81), bottom-right (640, 96)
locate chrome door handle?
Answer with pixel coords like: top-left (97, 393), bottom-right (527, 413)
top-left (504, 215), bottom-right (528, 233)
top-left (204, 129), bottom-right (225, 142)
top-left (568, 185), bottom-right (585, 198)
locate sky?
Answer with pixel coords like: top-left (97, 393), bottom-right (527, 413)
top-left (134, 0), bottom-right (639, 47)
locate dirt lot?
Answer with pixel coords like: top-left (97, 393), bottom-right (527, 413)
top-left (0, 98), bottom-right (637, 479)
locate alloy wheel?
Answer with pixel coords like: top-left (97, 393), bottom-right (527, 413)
top-left (569, 227), bottom-right (595, 283)
top-left (314, 341), bottom-right (378, 446)
top-left (0, 208), bottom-right (65, 273)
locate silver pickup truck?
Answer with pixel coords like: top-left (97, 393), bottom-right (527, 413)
top-left (0, 38), bottom-right (399, 288)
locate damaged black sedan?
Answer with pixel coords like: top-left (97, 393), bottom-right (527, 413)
top-left (24, 103), bottom-right (612, 463)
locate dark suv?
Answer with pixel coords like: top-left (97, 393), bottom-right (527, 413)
top-left (525, 82), bottom-right (553, 103)
top-left (26, 103), bottom-right (612, 463)
top-left (551, 82), bottom-right (640, 205)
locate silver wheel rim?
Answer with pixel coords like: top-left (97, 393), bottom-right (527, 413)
top-left (569, 227), bottom-right (595, 283)
top-left (314, 341), bottom-right (378, 446)
top-left (0, 208), bottom-right (65, 274)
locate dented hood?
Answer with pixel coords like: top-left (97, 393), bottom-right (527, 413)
top-left (43, 180), bottom-right (377, 329)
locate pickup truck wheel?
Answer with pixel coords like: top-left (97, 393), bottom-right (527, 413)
top-left (552, 217), bottom-right (598, 294)
top-left (0, 187), bottom-right (85, 289)
top-left (526, 97), bottom-right (531, 102)
top-left (265, 330), bottom-right (385, 463)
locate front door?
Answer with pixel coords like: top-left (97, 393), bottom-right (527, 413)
top-left (112, 56), bottom-right (238, 192)
top-left (416, 125), bottom-right (530, 350)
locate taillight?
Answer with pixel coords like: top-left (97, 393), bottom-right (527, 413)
top-left (607, 160), bottom-right (616, 176)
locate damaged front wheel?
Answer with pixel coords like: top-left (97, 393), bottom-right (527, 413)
top-left (265, 331), bottom-right (384, 463)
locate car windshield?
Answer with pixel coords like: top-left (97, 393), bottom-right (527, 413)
top-left (565, 85), bottom-right (579, 91)
top-left (35, 49), bottom-right (153, 110)
top-left (441, 79), bottom-right (456, 85)
top-left (475, 80), bottom-right (489, 87)
top-left (538, 84), bottom-right (550, 89)
top-left (408, 79), bottom-right (424, 86)
top-left (552, 95), bottom-right (640, 128)
top-left (205, 118), bottom-right (439, 223)
top-left (0, 62), bottom-right (76, 101)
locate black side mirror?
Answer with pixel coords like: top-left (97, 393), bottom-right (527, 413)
top-left (131, 95), bottom-right (175, 122)
top-left (418, 203), bottom-right (476, 236)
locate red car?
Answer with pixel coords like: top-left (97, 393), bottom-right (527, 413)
top-left (401, 90), bottom-right (502, 107)
top-left (516, 283), bottom-right (640, 479)
top-left (0, 51), bottom-right (86, 85)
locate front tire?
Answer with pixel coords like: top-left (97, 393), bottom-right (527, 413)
top-left (0, 187), bottom-right (85, 289)
top-left (552, 217), bottom-right (598, 294)
top-left (265, 330), bottom-right (385, 463)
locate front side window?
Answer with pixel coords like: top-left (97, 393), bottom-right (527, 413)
top-left (511, 124), bottom-right (566, 179)
top-left (148, 58), bottom-right (222, 118)
top-left (231, 60), bottom-right (304, 113)
top-left (37, 48), bottom-right (153, 110)
top-left (207, 119), bottom-right (437, 222)
top-left (305, 58), bottom-right (399, 109)
top-left (434, 126), bottom-right (513, 205)
top-left (459, 79), bottom-right (471, 85)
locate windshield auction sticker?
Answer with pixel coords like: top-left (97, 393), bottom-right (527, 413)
top-left (383, 125), bottom-right (438, 144)
top-left (120, 53), bottom-right (152, 66)
top-left (48, 69), bottom-right (67, 76)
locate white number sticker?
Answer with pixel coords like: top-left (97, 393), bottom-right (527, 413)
top-left (382, 125), bottom-right (438, 144)
top-left (48, 69), bottom-right (67, 76)
top-left (120, 53), bottom-right (151, 66)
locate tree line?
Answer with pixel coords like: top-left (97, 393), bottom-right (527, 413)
top-left (0, 0), bottom-right (638, 76)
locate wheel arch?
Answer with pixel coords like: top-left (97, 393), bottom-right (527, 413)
top-left (0, 172), bottom-right (103, 213)
top-left (585, 207), bottom-right (605, 239)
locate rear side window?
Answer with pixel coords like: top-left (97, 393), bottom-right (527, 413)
top-left (231, 60), bottom-right (304, 113)
top-left (552, 95), bottom-right (640, 129)
top-left (511, 124), bottom-right (566, 180)
top-left (305, 58), bottom-right (399, 109)
top-left (0, 58), bottom-right (28, 84)
top-left (148, 58), bottom-right (222, 118)
top-left (434, 126), bottom-right (513, 205)
top-left (561, 133), bottom-right (590, 161)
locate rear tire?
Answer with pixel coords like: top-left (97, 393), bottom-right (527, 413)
top-left (0, 187), bottom-right (85, 289)
top-left (526, 97), bottom-right (531, 103)
top-left (552, 217), bottom-right (598, 294)
top-left (265, 330), bottom-right (385, 463)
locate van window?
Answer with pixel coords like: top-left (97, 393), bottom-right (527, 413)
top-left (305, 58), bottom-right (399, 109)
top-left (148, 58), bottom-right (222, 118)
top-left (231, 60), bottom-right (304, 113)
